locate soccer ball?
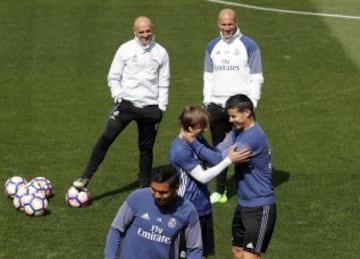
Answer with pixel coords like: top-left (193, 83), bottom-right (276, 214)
top-left (13, 185), bottom-right (37, 211)
top-left (23, 191), bottom-right (48, 216)
top-left (24, 181), bottom-right (45, 197)
top-left (31, 177), bottom-right (53, 197)
top-left (4, 176), bottom-right (27, 198)
top-left (65, 186), bottom-right (90, 207)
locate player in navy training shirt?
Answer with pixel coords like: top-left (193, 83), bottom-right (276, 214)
top-left (185, 95), bottom-right (276, 259)
top-left (169, 106), bottom-right (251, 258)
top-left (104, 165), bottom-right (202, 259)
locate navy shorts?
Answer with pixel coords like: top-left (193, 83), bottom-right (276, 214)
top-left (232, 204), bottom-right (276, 254)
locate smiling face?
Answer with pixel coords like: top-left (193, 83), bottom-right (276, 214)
top-left (227, 108), bottom-right (252, 130)
top-left (133, 16), bottom-right (153, 45)
top-left (218, 9), bottom-right (237, 39)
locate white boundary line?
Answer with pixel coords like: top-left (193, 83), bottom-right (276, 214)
top-left (206, 0), bottom-right (360, 20)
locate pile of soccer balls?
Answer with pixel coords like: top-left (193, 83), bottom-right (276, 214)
top-left (4, 176), bottom-right (91, 216)
top-left (4, 176), bottom-right (52, 216)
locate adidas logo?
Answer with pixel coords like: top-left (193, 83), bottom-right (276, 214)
top-left (246, 242), bottom-right (254, 249)
top-left (110, 111), bottom-right (120, 120)
top-left (141, 212), bottom-right (150, 220)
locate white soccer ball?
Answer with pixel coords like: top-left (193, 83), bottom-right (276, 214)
top-left (24, 181), bottom-right (46, 197)
top-left (4, 176), bottom-right (27, 198)
top-left (13, 185), bottom-right (37, 211)
top-left (65, 186), bottom-right (90, 207)
top-left (23, 191), bottom-right (48, 216)
top-left (31, 177), bottom-right (53, 197)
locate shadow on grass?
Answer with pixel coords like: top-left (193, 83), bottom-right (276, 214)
top-left (226, 167), bottom-right (290, 200)
top-left (90, 165), bottom-right (171, 203)
top-left (91, 180), bottom-right (139, 202)
top-left (90, 166), bottom-right (290, 203)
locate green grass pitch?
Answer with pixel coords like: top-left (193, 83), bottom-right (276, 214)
top-left (1, 0), bottom-right (359, 258)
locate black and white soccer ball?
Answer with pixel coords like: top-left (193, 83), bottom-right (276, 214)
top-left (65, 186), bottom-right (90, 208)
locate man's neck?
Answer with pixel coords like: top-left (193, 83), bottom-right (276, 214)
top-left (244, 119), bottom-right (255, 130)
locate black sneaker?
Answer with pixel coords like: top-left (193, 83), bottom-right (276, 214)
top-left (73, 178), bottom-right (90, 189)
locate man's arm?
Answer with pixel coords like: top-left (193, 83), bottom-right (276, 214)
top-left (188, 138), bottom-right (223, 165)
top-left (187, 159), bottom-right (231, 184)
top-left (187, 145), bottom-right (250, 184)
top-left (158, 51), bottom-right (170, 111)
top-left (181, 128), bottom-right (250, 164)
top-left (248, 48), bottom-right (264, 108)
top-left (104, 201), bottom-right (135, 258)
top-left (203, 50), bottom-right (214, 104)
top-left (180, 129), bottom-right (223, 165)
top-left (215, 131), bottom-right (236, 154)
top-left (107, 47), bottom-right (125, 104)
top-left (104, 227), bottom-right (121, 259)
top-left (184, 215), bottom-right (203, 259)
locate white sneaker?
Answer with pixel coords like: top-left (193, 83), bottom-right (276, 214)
top-left (210, 191), bottom-right (228, 204)
top-left (73, 178), bottom-right (90, 189)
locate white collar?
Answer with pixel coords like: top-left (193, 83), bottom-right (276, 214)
top-left (134, 35), bottom-right (155, 50)
top-left (220, 27), bottom-right (242, 43)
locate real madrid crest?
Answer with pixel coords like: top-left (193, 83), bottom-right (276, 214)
top-left (167, 218), bottom-right (176, 228)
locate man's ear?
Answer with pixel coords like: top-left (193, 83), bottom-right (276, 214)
top-left (244, 109), bottom-right (251, 118)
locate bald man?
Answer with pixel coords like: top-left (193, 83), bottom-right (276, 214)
top-left (73, 16), bottom-right (170, 189)
top-left (203, 8), bottom-right (264, 205)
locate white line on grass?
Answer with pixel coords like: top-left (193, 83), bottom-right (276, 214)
top-left (206, 0), bottom-right (360, 20)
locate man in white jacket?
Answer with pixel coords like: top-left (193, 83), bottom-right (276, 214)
top-left (203, 9), bottom-right (264, 204)
top-left (73, 16), bottom-right (170, 189)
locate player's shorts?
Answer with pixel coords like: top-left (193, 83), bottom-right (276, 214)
top-left (232, 203), bottom-right (276, 254)
top-left (179, 213), bottom-right (215, 258)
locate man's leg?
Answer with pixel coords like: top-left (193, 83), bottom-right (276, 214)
top-left (232, 205), bottom-right (276, 259)
top-left (232, 247), bottom-right (260, 259)
top-left (210, 118), bottom-right (231, 194)
top-left (74, 103), bottom-right (130, 188)
top-left (200, 214), bottom-right (215, 258)
top-left (207, 103), bottom-right (232, 202)
top-left (136, 105), bottom-right (163, 187)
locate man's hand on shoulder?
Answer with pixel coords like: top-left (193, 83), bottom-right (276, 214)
top-left (227, 145), bottom-right (251, 163)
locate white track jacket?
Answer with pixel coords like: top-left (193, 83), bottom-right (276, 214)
top-left (108, 37), bottom-right (170, 111)
top-left (203, 29), bottom-right (264, 108)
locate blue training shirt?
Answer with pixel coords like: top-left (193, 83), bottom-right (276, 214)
top-left (169, 137), bottom-right (222, 217)
top-left (105, 188), bottom-right (202, 259)
top-left (187, 123), bottom-right (275, 207)
top-left (217, 123), bottom-right (275, 207)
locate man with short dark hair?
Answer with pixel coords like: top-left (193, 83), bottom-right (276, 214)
top-left (187, 95), bottom-right (276, 259)
top-left (104, 165), bottom-right (202, 259)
